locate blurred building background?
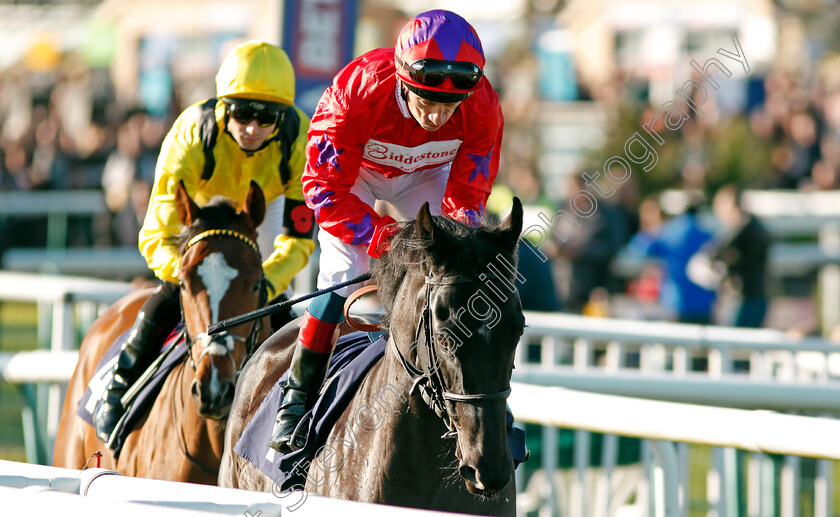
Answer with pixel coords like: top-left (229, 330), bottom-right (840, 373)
top-left (1, 0), bottom-right (840, 336)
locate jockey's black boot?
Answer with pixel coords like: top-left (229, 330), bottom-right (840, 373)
top-left (269, 312), bottom-right (339, 453)
top-left (93, 313), bottom-right (165, 444)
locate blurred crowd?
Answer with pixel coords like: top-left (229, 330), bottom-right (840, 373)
top-left (0, 57), bottom-right (171, 250)
top-left (2, 39), bottom-right (839, 331)
top-left (496, 63), bottom-right (840, 330)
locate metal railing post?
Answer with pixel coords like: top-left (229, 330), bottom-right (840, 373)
top-left (650, 440), bottom-right (680, 517)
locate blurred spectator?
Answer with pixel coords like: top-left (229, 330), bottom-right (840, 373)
top-left (624, 194), bottom-right (665, 317)
top-left (1, 140), bottom-right (30, 190)
top-left (800, 159), bottom-right (839, 191)
top-left (553, 174), bottom-right (633, 313)
top-left (709, 185), bottom-right (772, 328)
top-left (626, 193), bottom-right (716, 324)
top-left (110, 180), bottom-right (151, 248)
top-left (582, 287), bottom-right (610, 317)
top-left (99, 115), bottom-right (149, 246)
top-left (487, 183), bottom-right (561, 312)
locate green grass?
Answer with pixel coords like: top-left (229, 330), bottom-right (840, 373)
top-left (0, 302), bottom-right (39, 461)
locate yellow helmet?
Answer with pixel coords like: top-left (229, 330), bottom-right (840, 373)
top-left (215, 41), bottom-right (295, 106)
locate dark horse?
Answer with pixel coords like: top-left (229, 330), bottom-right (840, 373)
top-left (54, 181), bottom-right (272, 483)
top-left (219, 199), bottom-right (525, 515)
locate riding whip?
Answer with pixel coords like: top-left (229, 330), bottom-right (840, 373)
top-left (206, 272), bottom-right (372, 335)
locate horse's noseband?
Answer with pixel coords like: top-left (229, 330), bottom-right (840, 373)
top-left (182, 228), bottom-right (266, 377)
top-left (391, 273), bottom-right (513, 439)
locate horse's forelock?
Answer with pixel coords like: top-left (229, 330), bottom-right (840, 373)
top-left (176, 198), bottom-right (243, 253)
top-left (372, 216), bottom-right (518, 329)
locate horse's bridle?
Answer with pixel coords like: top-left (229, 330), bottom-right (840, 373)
top-left (180, 229), bottom-right (267, 377)
top-left (391, 273), bottom-right (513, 439)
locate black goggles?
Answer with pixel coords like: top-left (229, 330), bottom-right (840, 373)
top-left (398, 57), bottom-right (483, 90)
top-left (225, 102), bottom-right (283, 127)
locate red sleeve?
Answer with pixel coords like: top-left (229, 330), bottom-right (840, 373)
top-left (302, 55), bottom-right (394, 249)
top-left (440, 85), bottom-right (504, 226)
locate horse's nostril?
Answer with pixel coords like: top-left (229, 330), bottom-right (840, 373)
top-left (458, 464), bottom-right (485, 490)
top-left (222, 382), bottom-right (235, 402)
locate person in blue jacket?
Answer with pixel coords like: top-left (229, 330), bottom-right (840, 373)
top-left (626, 193), bottom-right (716, 324)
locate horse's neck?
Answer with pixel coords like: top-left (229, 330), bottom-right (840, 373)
top-left (349, 338), bottom-right (454, 471)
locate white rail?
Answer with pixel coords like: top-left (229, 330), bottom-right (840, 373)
top-left (0, 351), bottom-right (77, 383)
top-left (509, 382), bottom-right (840, 517)
top-left (509, 383), bottom-right (840, 461)
top-left (0, 459), bottom-right (475, 517)
top-left (515, 311), bottom-right (840, 517)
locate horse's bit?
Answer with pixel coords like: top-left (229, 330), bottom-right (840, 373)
top-left (391, 273), bottom-right (513, 439)
top-left (181, 229), bottom-right (266, 376)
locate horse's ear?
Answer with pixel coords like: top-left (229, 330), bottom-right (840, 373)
top-left (497, 197), bottom-right (524, 249)
top-left (175, 180), bottom-right (200, 226)
top-left (244, 180), bottom-right (266, 228)
top-left (415, 201), bottom-right (435, 244)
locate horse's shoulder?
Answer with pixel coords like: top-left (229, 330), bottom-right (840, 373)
top-left (74, 287), bottom-right (150, 378)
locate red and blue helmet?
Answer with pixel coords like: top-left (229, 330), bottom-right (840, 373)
top-left (395, 10), bottom-right (486, 103)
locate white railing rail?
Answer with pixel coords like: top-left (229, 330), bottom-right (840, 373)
top-left (515, 312), bottom-right (840, 517)
top-left (0, 459), bottom-right (465, 517)
top-left (509, 383), bottom-right (840, 517)
top-left (0, 351), bottom-right (77, 383)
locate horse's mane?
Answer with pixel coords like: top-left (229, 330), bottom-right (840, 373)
top-left (176, 196), bottom-right (242, 253)
top-left (372, 215), bottom-right (519, 329)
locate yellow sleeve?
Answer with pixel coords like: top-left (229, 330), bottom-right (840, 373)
top-left (262, 234), bottom-right (316, 296)
top-left (138, 105), bottom-right (204, 284)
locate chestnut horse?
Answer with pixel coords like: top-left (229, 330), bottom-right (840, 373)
top-left (219, 199), bottom-right (525, 516)
top-left (54, 181), bottom-right (272, 483)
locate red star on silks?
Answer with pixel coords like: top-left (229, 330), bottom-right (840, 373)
top-left (314, 135), bottom-right (343, 171)
top-left (467, 147), bottom-right (493, 183)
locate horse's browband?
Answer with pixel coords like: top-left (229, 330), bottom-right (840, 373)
top-left (185, 229), bottom-right (260, 255)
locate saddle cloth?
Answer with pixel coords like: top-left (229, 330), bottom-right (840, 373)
top-left (234, 331), bottom-right (386, 490)
top-left (233, 331), bottom-right (528, 491)
top-left (76, 324), bottom-right (186, 457)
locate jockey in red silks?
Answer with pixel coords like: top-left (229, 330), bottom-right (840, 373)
top-left (270, 9), bottom-right (504, 453)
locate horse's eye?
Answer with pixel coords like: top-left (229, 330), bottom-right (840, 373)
top-left (178, 280), bottom-right (186, 290)
top-left (435, 306), bottom-right (449, 321)
top-left (252, 281), bottom-right (262, 293)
